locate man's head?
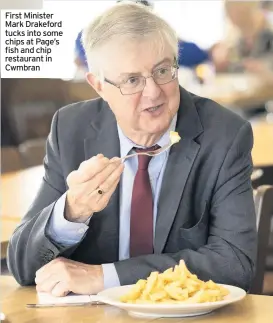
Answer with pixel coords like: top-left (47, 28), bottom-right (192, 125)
top-left (82, 2), bottom-right (180, 143)
top-left (116, 0), bottom-right (153, 8)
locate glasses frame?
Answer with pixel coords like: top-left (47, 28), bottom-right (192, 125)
top-left (104, 58), bottom-right (179, 95)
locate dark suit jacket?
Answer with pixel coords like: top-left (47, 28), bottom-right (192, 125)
top-left (7, 86), bottom-right (257, 291)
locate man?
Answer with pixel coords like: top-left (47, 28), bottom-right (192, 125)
top-left (212, 0), bottom-right (273, 73)
top-left (8, 2), bottom-right (257, 297)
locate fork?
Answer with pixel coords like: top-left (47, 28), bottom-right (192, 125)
top-left (122, 142), bottom-right (174, 161)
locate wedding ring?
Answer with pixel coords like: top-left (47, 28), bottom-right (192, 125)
top-left (97, 188), bottom-right (104, 195)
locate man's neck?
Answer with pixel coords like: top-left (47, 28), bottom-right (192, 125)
top-left (121, 130), bottom-right (165, 147)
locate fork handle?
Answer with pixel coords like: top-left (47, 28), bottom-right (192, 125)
top-left (121, 143), bottom-right (172, 161)
top-left (122, 152), bottom-right (144, 161)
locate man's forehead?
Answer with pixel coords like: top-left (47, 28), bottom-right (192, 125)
top-left (119, 58), bottom-right (173, 75)
top-left (100, 40), bottom-right (174, 77)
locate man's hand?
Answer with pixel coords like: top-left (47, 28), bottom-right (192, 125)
top-left (65, 154), bottom-right (124, 223)
top-left (35, 258), bottom-right (104, 296)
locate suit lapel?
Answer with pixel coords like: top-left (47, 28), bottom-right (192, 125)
top-left (84, 102), bottom-right (120, 160)
top-left (84, 102), bottom-right (120, 262)
top-left (154, 87), bottom-right (203, 253)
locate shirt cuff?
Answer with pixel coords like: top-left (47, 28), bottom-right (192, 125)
top-left (46, 193), bottom-right (90, 246)
top-left (102, 263), bottom-right (121, 289)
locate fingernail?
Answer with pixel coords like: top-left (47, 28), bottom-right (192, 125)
top-left (109, 157), bottom-right (120, 164)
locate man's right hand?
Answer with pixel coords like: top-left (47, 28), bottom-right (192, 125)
top-left (65, 154), bottom-right (124, 223)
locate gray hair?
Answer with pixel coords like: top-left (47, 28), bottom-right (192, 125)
top-left (82, 2), bottom-right (178, 74)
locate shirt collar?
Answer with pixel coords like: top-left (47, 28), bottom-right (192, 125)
top-left (117, 114), bottom-right (178, 158)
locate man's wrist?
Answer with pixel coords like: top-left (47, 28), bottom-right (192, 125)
top-left (64, 193), bottom-right (93, 223)
top-left (88, 264), bottom-right (104, 293)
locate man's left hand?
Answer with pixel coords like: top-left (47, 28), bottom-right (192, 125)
top-left (35, 257), bottom-right (104, 296)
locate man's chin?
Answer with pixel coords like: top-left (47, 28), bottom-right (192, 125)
top-left (143, 120), bottom-right (171, 136)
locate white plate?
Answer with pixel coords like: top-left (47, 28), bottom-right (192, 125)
top-left (98, 284), bottom-right (246, 318)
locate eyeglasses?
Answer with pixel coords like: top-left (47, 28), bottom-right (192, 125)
top-left (104, 60), bottom-right (179, 95)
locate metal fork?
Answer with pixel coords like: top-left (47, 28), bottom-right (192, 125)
top-left (122, 142), bottom-right (174, 161)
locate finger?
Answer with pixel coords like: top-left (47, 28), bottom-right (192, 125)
top-left (35, 257), bottom-right (66, 283)
top-left (35, 260), bottom-right (56, 280)
top-left (98, 162), bottom-right (124, 193)
top-left (105, 176), bottom-right (120, 196)
top-left (36, 275), bottom-right (60, 293)
top-left (78, 156), bottom-right (110, 179)
top-left (68, 156), bottom-right (110, 185)
top-left (35, 269), bottom-right (53, 285)
top-left (66, 170), bottom-right (78, 187)
top-left (109, 156), bottom-right (121, 163)
top-left (83, 175), bottom-right (121, 212)
top-left (51, 281), bottom-right (70, 297)
top-left (89, 159), bottom-right (123, 193)
top-left (67, 157), bottom-right (120, 187)
top-left (96, 177), bottom-right (121, 206)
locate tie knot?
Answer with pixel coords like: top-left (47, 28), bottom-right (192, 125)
top-left (134, 145), bottom-right (160, 170)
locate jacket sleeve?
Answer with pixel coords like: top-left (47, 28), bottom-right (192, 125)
top-left (7, 110), bottom-right (84, 285)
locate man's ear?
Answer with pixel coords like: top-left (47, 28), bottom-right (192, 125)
top-left (86, 72), bottom-right (107, 101)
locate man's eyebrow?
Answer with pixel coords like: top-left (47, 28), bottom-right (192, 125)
top-left (118, 58), bottom-right (173, 79)
top-left (152, 58), bottom-right (172, 69)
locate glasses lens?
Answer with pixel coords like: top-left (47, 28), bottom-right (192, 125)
top-left (120, 76), bottom-right (145, 95)
top-left (153, 66), bottom-right (177, 85)
top-left (119, 64), bottom-right (178, 95)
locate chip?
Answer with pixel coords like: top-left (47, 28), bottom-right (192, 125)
top-left (120, 260), bottom-right (229, 304)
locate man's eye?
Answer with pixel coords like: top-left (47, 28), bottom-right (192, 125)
top-left (126, 77), bottom-right (139, 84)
top-left (158, 68), bottom-right (169, 75)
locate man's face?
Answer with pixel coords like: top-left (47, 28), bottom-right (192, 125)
top-left (89, 39), bottom-right (180, 137)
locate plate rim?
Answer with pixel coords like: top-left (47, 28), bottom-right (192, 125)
top-left (98, 283), bottom-right (246, 309)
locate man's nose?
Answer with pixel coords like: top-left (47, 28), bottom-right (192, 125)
top-left (142, 76), bottom-right (161, 98)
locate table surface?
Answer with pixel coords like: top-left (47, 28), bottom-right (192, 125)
top-left (1, 166), bottom-right (45, 258)
top-left (1, 220), bottom-right (19, 258)
top-left (1, 165), bottom-right (44, 220)
top-left (1, 276), bottom-right (273, 323)
top-left (251, 119), bottom-right (273, 167)
top-left (179, 71), bottom-right (273, 108)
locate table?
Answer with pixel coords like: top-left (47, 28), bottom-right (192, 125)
top-left (1, 166), bottom-right (44, 220)
top-left (1, 166), bottom-right (44, 259)
top-left (179, 70), bottom-right (273, 108)
top-left (251, 119), bottom-right (273, 167)
top-left (1, 220), bottom-right (19, 259)
top-left (1, 276), bottom-right (273, 323)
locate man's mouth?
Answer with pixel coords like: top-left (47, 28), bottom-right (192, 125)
top-left (145, 104), bottom-right (164, 112)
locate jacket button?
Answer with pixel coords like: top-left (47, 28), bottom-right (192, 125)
top-left (44, 250), bottom-right (55, 261)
